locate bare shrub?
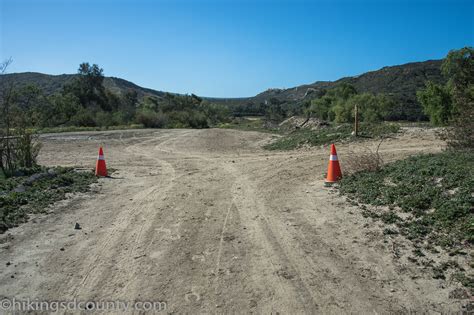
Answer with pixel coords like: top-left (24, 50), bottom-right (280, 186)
top-left (14, 129), bottom-right (42, 168)
top-left (0, 58), bottom-right (42, 176)
top-left (0, 131), bottom-right (41, 175)
top-left (344, 139), bottom-right (384, 174)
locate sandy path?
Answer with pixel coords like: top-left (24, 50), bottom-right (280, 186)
top-left (0, 128), bottom-right (467, 313)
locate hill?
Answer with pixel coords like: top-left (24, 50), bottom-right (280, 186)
top-left (0, 59), bottom-right (445, 118)
top-left (251, 59), bottom-right (444, 103)
top-left (0, 72), bottom-right (167, 100)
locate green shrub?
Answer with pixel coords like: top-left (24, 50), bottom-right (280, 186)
top-left (417, 82), bottom-right (453, 126)
top-left (94, 111), bottom-right (114, 127)
top-left (71, 108), bottom-right (97, 127)
top-left (339, 151), bottom-right (474, 247)
top-left (308, 84), bottom-right (393, 123)
top-left (135, 109), bottom-right (168, 128)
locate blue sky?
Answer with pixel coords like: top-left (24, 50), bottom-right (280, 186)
top-left (1, 0), bottom-right (473, 97)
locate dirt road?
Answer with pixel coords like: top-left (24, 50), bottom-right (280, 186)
top-left (0, 128), bottom-right (467, 313)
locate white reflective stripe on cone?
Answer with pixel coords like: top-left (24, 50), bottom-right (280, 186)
top-left (98, 155), bottom-right (105, 160)
top-left (329, 154), bottom-right (338, 161)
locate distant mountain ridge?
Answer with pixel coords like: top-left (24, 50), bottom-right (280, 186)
top-left (209, 59), bottom-right (445, 108)
top-left (0, 72), bottom-right (167, 100)
top-left (0, 59), bottom-right (445, 110)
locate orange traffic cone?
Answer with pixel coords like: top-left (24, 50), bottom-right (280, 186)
top-left (325, 144), bottom-right (342, 184)
top-left (95, 146), bottom-right (108, 177)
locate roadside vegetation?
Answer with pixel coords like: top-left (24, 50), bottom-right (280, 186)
top-left (417, 47), bottom-right (473, 149)
top-left (0, 61), bottom-right (99, 234)
top-left (0, 167), bottom-right (97, 233)
top-left (0, 58), bottom-right (232, 233)
top-left (338, 47), bottom-right (474, 291)
top-left (339, 151), bottom-right (473, 290)
top-left (246, 62), bottom-right (410, 150)
top-left (218, 117), bottom-right (279, 133)
top-left (1, 60), bottom-right (231, 133)
top-left (340, 151), bottom-right (473, 248)
top-left (264, 123), bottom-right (399, 150)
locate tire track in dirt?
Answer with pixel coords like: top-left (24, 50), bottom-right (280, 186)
top-left (114, 131), bottom-right (192, 298)
top-left (64, 132), bottom-right (179, 299)
top-left (220, 162), bottom-right (318, 313)
top-left (154, 130), bottom-right (319, 312)
top-left (32, 131), bottom-right (178, 299)
top-left (213, 202), bottom-right (235, 294)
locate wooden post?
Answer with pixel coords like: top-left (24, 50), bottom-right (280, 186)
top-left (354, 104), bottom-right (359, 137)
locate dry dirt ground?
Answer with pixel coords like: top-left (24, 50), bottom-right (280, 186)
top-left (0, 128), bottom-right (470, 313)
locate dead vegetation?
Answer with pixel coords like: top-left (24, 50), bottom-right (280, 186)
top-left (344, 138), bottom-right (384, 174)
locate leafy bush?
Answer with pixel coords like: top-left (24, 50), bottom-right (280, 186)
top-left (136, 109), bottom-right (168, 128)
top-left (187, 111), bottom-right (208, 128)
top-left (94, 111), bottom-right (114, 127)
top-left (71, 108), bottom-right (97, 127)
top-left (417, 81), bottom-right (453, 126)
top-left (416, 47), bottom-right (474, 148)
top-left (201, 102), bottom-right (231, 125)
top-left (307, 84), bottom-right (393, 123)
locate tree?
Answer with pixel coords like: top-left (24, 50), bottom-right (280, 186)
top-left (346, 93), bottom-right (391, 123)
top-left (43, 93), bottom-right (81, 126)
top-left (308, 96), bottom-right (332, 121)
top-left (416, 82), bottom-right (453, 126)
top-left (200, 101), bottom-right (230, 125)
top-left (442, 47), bottom-right (474, 91)
top-left (307, 88), bottom-right (391, 123)
top-left (441, 47), bottom-right (473, 148)
top-left (64, 62), bottom-right (108, 110)
top-left (264, 98), bottom-right (285, 121)
top-left (327, 83), bottom-right (357, 100)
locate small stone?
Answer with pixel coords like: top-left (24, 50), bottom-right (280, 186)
top-left (60, 247), bottom-right (65, 251)
top-left (47, 168), bottom-right (57, 176)
top-left (13, 185), bottom-right (26, 193)
top-left (6, 262), bottom-right (11, 266)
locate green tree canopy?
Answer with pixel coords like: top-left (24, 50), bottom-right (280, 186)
top-left (64, 62), bottom-right (108, 110)
top-left (439, 47), bottom-right (473, 147)
top-left (307, 83), bottom-right (391, 123)
top-left (416, 82), bottom-right (453, 126)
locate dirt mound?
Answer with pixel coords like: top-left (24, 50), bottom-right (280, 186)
top-left (279, 116), bottom-right (327, 131)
